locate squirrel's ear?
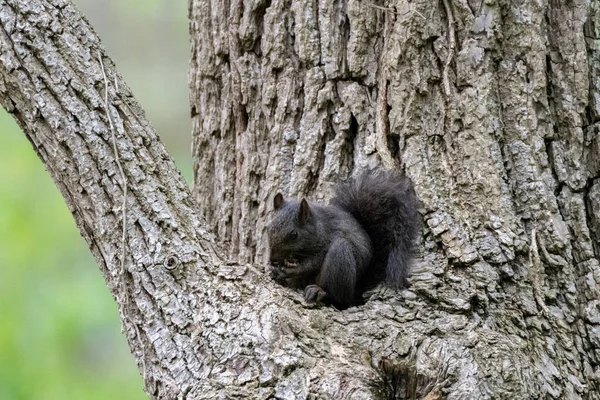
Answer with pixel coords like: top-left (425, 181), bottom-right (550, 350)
top-left (299, 198), bottom-right (312, 223)
top-left (273, 193), bottom-right (285, 210)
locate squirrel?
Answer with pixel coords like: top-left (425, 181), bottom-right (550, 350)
top-left (267, 168), bottom-right (419, 308)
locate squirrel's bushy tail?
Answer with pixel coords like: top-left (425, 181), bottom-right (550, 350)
top-left (331, 169), bottom-right (419, 287)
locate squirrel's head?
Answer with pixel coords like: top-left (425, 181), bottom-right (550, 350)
top-left (267, 193), bottom-right (320, 264)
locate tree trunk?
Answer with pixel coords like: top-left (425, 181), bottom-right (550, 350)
top-left (189, 0), bottom-right (600, 398)
top-left (2, 0), bottom-right (600, 398)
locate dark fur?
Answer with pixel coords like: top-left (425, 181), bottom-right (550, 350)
top-left (331, 169), bottom-right (419, 288)
top-left (268, 169), bottom-right (418, 308)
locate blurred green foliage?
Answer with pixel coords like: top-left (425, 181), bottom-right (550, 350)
top-left (0, 0), bottom-right (191, 399)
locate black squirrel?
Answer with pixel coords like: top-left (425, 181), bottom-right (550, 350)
top-left (267, 169), bottom-right (419, 308)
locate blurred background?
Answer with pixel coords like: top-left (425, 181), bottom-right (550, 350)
top-left (0, 1), bottom-right (191, 398)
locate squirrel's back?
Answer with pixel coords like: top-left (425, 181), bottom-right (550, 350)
top-left (331, 169), bottom-right (419, 287)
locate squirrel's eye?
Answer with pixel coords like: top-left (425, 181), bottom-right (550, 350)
top-left (288, 230), bottom-right (298, 240)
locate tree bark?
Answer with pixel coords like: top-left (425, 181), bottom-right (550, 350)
top-left (0, 0), bottom-right (221, 396)
top-left (189, 0), bottom-right (600, 398)
top-left (0, 1), bottom-right (412, 399)
top-left (2, 0), bottom-right (600, 398)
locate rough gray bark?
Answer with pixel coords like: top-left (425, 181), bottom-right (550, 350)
top-left (0, 1), bottom-right (430, 399)
top-left (2, 0), bottom-right (600, 398)
top-left (190, 0), bottom-right (600, 398)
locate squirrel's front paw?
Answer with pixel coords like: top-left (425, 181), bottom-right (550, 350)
top-left (270, 258), bottom-right (299, 282)
top-left (269, 264), bottom-right (288, 284)
top-left (283, 258), bottom-right (298, 268)
top-left (304, 284), bottom-right (327, 303)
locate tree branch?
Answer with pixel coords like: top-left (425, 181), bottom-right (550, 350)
top-left (3, 0), bottom-right (596, 399)
top-left (0, 1), bottom-right (386, 398)
top-left (0, 0), bottom-right (218, 395)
